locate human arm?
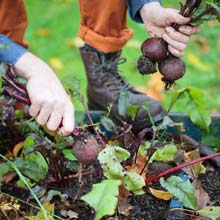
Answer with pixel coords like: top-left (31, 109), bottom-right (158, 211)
top-left (0, 34), bottom-right (75, 135)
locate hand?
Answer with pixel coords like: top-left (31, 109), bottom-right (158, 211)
top-left (140, 2), bottom-right (201, 57)
top-left (14, 52), bottom-right (75, 136)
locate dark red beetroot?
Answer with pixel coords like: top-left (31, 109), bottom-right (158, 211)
top-left (158, 56), bottom-right (186, 90)
top-left (72, 132), bottom-right (101, 163)
top-left (137, 55), bottom-right (157, 75)
top-left (141, 38), bottom-right (168, 62)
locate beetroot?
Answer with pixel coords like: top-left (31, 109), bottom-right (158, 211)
top-left (141, 38), bottom-right (168, 62)
top-left (159, 57), bottom-right (186, 90)
top-left (72, 132), bottom-right (100, 163)
top-left (137, 55), bottom-right (157, 75)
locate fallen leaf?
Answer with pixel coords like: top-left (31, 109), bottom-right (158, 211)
top-left (13, 142), bottom-right (24, 157)
top-left (60, 209), bottom-right (78, 219)
top-left (149, 187), bottom-right (172, 201)
top-left (66, 37), bottom-right (84, 48)
top-left (126, 154), bottom-right (147, 179)
top-left (186, 53), bottom-right (212, 71)
top-left (2, 172), bottom-right (16, 184)
top-left (36, 28), bottom-right (50, 37)
top-left (49, 58), bottom-right (64, 70)
top-left (197, 206), bottom-right (220, 220)
top-left (118, 196), bottom-right (133, 217)
top-left (193, 179), bottom-right (210, 210)
top-left (0, 198), bottom-right (20, 211)
top-left (137, 72), bottom-right (164, 102)
top-left (183, 149), bottom-right (206, 179)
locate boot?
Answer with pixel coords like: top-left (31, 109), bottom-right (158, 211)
top-left (79, 46), bottom-right (164, 132)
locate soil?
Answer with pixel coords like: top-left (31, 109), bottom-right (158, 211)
top-left (0, 125), bottom-right (220, 220)
top-left (1, 162), bottom-right (219, 220)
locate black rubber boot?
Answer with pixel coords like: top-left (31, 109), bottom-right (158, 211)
top-left (80, 46), bottom-right (164, 132)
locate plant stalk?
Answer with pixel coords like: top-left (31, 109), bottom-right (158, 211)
top-left (145, 152), bottom-right (220, 183)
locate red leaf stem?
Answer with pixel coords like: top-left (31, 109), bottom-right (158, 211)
top-left (145, 152), bottom-right (220, 183)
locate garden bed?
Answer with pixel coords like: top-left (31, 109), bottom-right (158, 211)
top-left (0, 110), bottom-right (220, 220)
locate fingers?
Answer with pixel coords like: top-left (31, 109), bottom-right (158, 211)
top-left (179, 25), bottom-right (202, 35)
top-left (173, 13), bottom-right (190, 25)
top-left (165, 9), bottom-right (190, 26)
top-left (168, 45), bottom-right (184, 58)
top-left (59, 101), bottom-right (75, 136)
top-left (163, 27), bottom-right (187, 56)
top-left (36, 102), bottom-right (52, 125)
top-left (29, 97), bottom-right (74, 136)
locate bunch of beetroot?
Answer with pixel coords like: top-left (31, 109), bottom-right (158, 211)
top-left (137, 0), bottom-right (220, 90)
top-left (137, 38), bottom-right (185, 90)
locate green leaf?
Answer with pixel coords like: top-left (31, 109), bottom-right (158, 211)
top-left (187, 87), bottom-right (211, 131)
top-left (122, 172), bottom-right (145, 195)
top-left (43, 190), bottom-right (67, 203)
top-left (127, 105), bottom-right (140, 120)
top-left (101, 117), bottom-right (117, 132)
top-left (0, 163), bottom-right (12, 186)
top-left (118, 91), bottom-right (130, 117)
top-left (81, 179), bottom-right (121, 220)
top-left (197, 206), bottom-right (220, 220)
top-left (138, 141), bottom-right (151, 156)
top-left (22, 135), bottom-right (36, 156)
top-left (114, 146), bottom-right (130, 162)
top-left (98, 145), bottom-right (125, 179)
top-left (160, 176), bottom-right (197, 210)
top-left (98, 145), bottom-right (145, 194)
top-left (15, 152), bottom-right (48, 182)
top-left (149, 144), bottom-right (177, 163)
top-left (168, 87), bottom-right (211, 131)
top-left (62, 149), bottom-right (78, 161)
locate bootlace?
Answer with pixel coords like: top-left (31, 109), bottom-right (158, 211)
top-left (92, 55), bottom-right (133, 93)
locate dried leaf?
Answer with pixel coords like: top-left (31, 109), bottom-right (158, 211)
top-left (186, 53), bottom-right (211, 71)
top-left (36, 28), bottom-right (49, 37)
top-left (137, 72), bottom-right (164, 102)
top-left (184, 149), bottom-right (206, 179)
top-left (60, 209), bottom-right (78, 219)
top-left (13, 142), bottom-right (24, 157)
top-left (149, 187), bottom-right (172, 201)
top-left (118, 196), bottom-right (133, 217)
top-left (66, 37), bottom-right (84, 48)
top-left (49, 57), bottom-right (64, 70)
top-left (193, 179), bottom-right (210, 210)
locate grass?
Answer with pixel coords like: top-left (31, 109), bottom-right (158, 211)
top-left (24, 0), bottom-right (220, 112)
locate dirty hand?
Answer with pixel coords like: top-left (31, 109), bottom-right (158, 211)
top-left (140, 2), bottom-right (201, 57)
top-left (14, 52), bottom-right (75, 136)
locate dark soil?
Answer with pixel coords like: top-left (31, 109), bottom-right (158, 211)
top-left (0, 125), bottom-right (220, 220)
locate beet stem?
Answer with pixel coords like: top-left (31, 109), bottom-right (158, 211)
top-left (145, 152), bottom-right (220, 183)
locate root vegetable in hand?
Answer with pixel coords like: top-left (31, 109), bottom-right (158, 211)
top-left (137, 0), bottom-right (220, 89)
top-left (137, 55), bottom-right (157, 75)
top-left (141, 38), bottom-right (168, 62)
top-left (159, 56), bottom-right (186, 90)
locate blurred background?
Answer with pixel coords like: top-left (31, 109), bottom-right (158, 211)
top-left (24, 0), bottom-right (220, 112)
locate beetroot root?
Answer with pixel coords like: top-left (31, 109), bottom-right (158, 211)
top-left (72, 132), bottom-right (101, 163)
top-left (141, 38), bottom-right (168, 62)
top-left (159, 56), bottom-right (186, 90)
top-left (137, 55), bottom-right (157, 75)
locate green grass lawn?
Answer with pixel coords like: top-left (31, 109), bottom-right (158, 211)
top-left (24, 0), bottom-right (220, 112)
